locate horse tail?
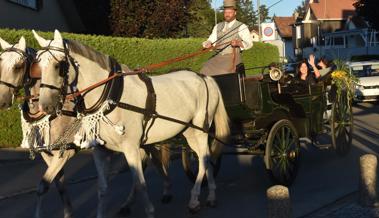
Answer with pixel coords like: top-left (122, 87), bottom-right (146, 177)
top-left (207, 78), bottom-right (230, 160)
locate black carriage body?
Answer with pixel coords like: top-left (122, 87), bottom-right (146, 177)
top-left (212, 72), bottom-right (328, 146)
top-left (184, 67), bottom-right (352, 186)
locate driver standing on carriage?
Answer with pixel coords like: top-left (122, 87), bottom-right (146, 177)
top-left (200, 0), bottom-right (253, 76)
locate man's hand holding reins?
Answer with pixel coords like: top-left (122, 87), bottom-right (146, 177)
top-left (231, 39), bottom-right (244, 48)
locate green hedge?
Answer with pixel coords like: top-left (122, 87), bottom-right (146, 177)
top-left (0, 28), bottom-right (279, 148)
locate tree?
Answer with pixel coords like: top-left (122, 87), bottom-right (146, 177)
top-left (258, 4), bottom-right (271, 23)
top-left (186, 0), bottom-right (215, 37)
top-left (237, 0), bottom-right (257, 28)
top-left (144, 0), bottom-right (188, 38)
top-left (109, 0), bottom-right (152, 37)
top-left (293, 0), bottom-right (307, 18)
top-left (109, 0), bottom-right (188, 38)
top-left (354, 0), bottom-right (379, 30)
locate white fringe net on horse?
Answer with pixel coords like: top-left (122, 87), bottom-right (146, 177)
top-left (74, 100), bottom-right (125, 149)
top-left (20, 113), bottom-right (51, 149)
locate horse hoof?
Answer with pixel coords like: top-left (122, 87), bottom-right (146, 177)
top-left (161, 195), bottom-right (173, 204)
top-left (188, 204), bottom-right (201, 214)
top-left (206, 200), bottom-right (217, 208)
top-left (63, 210), bottom-right (74, 218)
top-left (118, 206), bottom-right (131, 217)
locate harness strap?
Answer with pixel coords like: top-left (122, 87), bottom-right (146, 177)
top-left (199, 75), bottom-right (210, 131)
top-left (0, 80), bottom-right (19, 89)
top-left (115, 102), bottom-right (227, 145)
top-left (40, 83), bottom-right (61, 91)
top-left (136, 74), bottom-right (157, 145)
top-left (61, 110), bottom-right (77, 117)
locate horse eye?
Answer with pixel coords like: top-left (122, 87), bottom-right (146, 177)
top-left (54, 63), bottom-right (60, 69)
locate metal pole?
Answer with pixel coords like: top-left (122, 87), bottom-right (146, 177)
top-left (214, 0), bottom-right (218, 26)
top-left (257, 0), bottom-right (261, 41)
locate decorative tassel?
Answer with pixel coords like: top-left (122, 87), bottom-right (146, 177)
top-left (74, 100), bottom-right (126, 149)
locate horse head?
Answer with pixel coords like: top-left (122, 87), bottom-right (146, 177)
top-left (33, 29), bottom-right (72, 114)
top-left (0, 36), bottom-right (31, 109)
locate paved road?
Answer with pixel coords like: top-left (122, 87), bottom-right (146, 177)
top-left (0, 103), bottom-right (378, 218)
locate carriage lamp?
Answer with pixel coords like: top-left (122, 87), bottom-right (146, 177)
top-left (269, 67), bottom-right (283, 94)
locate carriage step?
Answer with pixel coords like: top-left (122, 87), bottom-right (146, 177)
top-left (300, 137), bottom-right (332, 150)
top-left (313, 143), bottom-right (331, 150)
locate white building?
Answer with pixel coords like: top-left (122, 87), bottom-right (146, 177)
top-left (261, 16), bottom-right (296, 62)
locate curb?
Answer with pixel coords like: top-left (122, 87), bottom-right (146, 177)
top-left (0, 148), bottom-right (32, 162)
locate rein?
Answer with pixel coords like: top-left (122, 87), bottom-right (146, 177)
top-left (64, 41), bottom-right (232, 101)
top-left (21, 40), bottom-right (233, 102)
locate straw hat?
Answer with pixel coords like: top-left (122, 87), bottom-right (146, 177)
top-left (223, 0), bottom-right (237, 10)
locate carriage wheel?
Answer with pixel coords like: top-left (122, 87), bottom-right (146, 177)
top-left (330, 90), bottom-right (353, 156)
top-left (182, 131), bottom-right (222, 185)
top-left (264, 119), bottom-right (300, 186)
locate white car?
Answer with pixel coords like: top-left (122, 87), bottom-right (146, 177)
top-left (348, 61), bottom-right (379, 102)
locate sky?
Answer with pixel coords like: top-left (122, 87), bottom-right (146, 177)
top-left (212, 0), bottom-right (303, 17)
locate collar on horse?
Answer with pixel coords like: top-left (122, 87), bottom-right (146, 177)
top-left (36, 39), bottom-right (124, 116)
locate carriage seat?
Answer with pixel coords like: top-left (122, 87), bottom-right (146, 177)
top-left (271, 93), bottom-right (306, 118)
top-left (244, 74), bottom-right (263, 81)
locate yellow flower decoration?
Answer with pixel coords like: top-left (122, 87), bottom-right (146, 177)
top-left (331, 70), bottom-right (347, 79)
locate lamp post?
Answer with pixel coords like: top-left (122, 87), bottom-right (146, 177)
top-left (257, 0), bottom-right (261, 41)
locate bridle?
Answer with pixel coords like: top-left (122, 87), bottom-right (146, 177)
top-left (0, 46), bottom-right (35, 91)
top-left (35, 40), bottom-right (79, 114)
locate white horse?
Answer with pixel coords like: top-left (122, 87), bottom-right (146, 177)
top-left (33, 30), bottom-right (230, 218)
top-left (0, 36), bottom-right (172, 218)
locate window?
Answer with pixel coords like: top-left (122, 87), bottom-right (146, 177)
top-left (8, 0), bottom-right (42, 10)
top-left (351, 64), bottom-right (379, 77)
top-left (333, 36), bottom-right (344, 47)
top-left (296, 26), bottom-right (301, 39)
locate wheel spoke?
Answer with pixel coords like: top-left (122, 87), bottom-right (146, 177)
top-left (285, 127), bottom-right (291, 148)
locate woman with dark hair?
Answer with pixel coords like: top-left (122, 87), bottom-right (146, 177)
top-left (296, 54), bottom-right (322, 85)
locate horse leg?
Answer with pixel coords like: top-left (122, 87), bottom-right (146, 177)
top-left (118, 148), bottom-right (149, 216)
top-left (54, 169), bottom-right (74, 218)
top-left (149, 144), bottom-right (172, 203)
top-left (204, 145), bottom-right (217, 208)
top-left (92, 146), bottom-right (112, 218)
top-left (122, 144), bottom-right (155, 218)
top-left (182, 129), bottom-right (209, 213)
top-left (35, 150), bottom-right (75, 218)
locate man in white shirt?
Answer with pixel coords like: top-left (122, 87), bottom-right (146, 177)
top-left (200, 0), bottom-right (253, 76)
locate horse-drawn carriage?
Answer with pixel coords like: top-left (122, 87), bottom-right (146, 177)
top-left (0, 31), bottom-right (355, 218)
top-left (183, 64), bottom-right (354, 186)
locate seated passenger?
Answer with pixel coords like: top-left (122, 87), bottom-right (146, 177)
top-left (317, 57), bottom-right (333, 77)
top-left (296, 54), bottom-right (320, 85)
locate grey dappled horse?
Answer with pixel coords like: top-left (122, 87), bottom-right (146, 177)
top-left (33, 30), bottom-right (230, 218)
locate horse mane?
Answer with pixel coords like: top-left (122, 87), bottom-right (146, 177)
top-left (66, 39), bottom-right (111, 71)
top-left (166, 68), bottom-right (193, 73)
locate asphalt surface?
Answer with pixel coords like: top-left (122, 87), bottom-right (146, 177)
top-left (0, 102), bottom-right (378, 218)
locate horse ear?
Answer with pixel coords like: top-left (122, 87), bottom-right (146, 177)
top-left (0, 37), bottom-right (11, 50)
top-left (16, 36), bottom-right (26, 51)
top-left (53, 29), bottom-right (63, 42)
top-left (32, 29), bottom-right (48, 47)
